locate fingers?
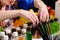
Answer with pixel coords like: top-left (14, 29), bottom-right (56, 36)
top-left (29, 13), bottom-right (39, 25)
top-left (42, 10), bottom-right (46, 21)
top-left (46, 12), bottom-right (49, 22)
top-left (29, 14), bottom-right (36, 25)
top-left (31, 13), bottom-right (39, 25)
top-left (28, 16), bottom-right (35, 25)
top-left (45, 9), bottom-right (49, 22)
top-left (39, 9), bottom-right (43, 22)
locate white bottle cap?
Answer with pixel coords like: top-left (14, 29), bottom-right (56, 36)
top-left (12, 32), bottom-right (18, 37)
top-left (3, 35), bottom-right (9, 40)
top-left (16, 27), bottom-right (21, 31)
top-left (23, 24), bottom-right (28, 28)
top-left (22, 29), bottom-right (26, 34)
top-left (0, 32), bottom-right (5, 37)
top-left (6, 29), bottom-right (11, 34)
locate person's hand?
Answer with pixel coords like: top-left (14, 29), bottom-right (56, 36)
top-left (38, 6), bottom-right (49, 22)
top-left (20, 10), bottom-right (39, 25)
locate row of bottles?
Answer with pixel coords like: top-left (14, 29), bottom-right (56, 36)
top-left (0, 17), bottom-right (59, 40)
top-left (0, 22), bottom-right (33, 40)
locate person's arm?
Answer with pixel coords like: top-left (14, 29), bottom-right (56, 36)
top-left (34, 0), bottom-right (47, 8)
top-left (0, 10), bottom-right (39, 25)
top-left (0, 10), bottom-right (21, 21)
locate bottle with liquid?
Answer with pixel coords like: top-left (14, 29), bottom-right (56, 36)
top-left (18, 31), bottom-right (23, 40)
top-left (31, 26), bottom-right (37, 38)
top-left (53, 18), bottom-right (59, 33)
top-left (5, 29), bottom-right (12, 40)
top-left (26, 27), bottom-right (32, 40)
top-left (0, 32), bottom-right (5, 40)
top-left (3, 35), bottom-right (9, 40)
top-left (50, 20), bottom-right (54, 34)
top-left (16, 26), bottom-right (23, 40)
top-left (50, 18), bottom-right (59, 34)
top-left (22, 28), bottom-right (26, 40)
top-left (11, 32), bottom-right (18, 40)
top-left (18, 28), bottom-right (26, 40)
